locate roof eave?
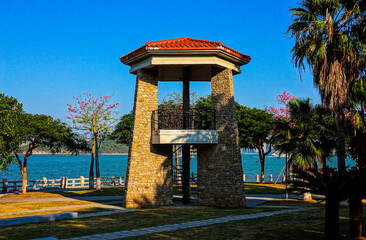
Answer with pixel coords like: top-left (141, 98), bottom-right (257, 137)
top-left (120, 49), bottom-right (251, 67)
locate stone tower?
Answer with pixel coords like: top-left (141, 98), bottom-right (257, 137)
top-left (120, 38), bottom-right (251, 208)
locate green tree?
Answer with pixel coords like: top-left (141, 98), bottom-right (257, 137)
top-left (110, 111), bottom-right (133, 145)
top-left (0, 93), bottom-right (23, 171)
top-left (236, 105), bottom-right (272, 183)
top-left (271, 99), bottom-right (337, 170)
top-left (67, 93), bottom-right (119, 191)
top-left (0, 96), bottom-right (88, 194)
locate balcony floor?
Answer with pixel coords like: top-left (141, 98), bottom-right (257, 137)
top-left (152, 129), bottom-right (218, 144)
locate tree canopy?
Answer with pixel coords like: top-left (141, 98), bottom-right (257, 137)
top-left (109, 111), bottom-right (133, 145)
top-left (236, 105), bottom-right (272, 150)
top-left (0, 93), bottom-right (23, 171)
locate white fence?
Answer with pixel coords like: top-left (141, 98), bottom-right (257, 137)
top-left (1, 173), bottom-right (286, 193)
top-left (1, 175), bottom-right (125, 193)
top-left (172, 172), bottom-right (286, 184)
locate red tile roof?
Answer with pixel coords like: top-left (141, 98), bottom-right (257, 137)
top-left (120, 38), bottom-right (251, 63)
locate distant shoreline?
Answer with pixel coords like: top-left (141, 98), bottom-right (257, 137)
top-left (19, 153), bottom-right (128, 155)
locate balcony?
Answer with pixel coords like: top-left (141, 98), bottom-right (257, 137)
top-left (151, 108), bottom-right (218, 144)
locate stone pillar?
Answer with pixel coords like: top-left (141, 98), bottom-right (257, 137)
top-left (197, 67), bottom-right (246, 207)
top-left (124, 68), bottom-right (173, 208)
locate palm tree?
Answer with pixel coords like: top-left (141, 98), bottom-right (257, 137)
top-left (271, 99), bottom-right (339, 239)
top-left (271, 99), bottom-right (336, 170)
top-left (347, 76), bottom-right (366, 238)
top-left (288, 0), bottom-right (365, 174)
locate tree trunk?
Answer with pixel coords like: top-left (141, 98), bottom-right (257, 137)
top-left (325, 195), bottom-right (340, 240)
top-left (89, 149), bottom-right (95, 189)
top-left (258, 147), bottom-right (265, 183)
top-left (15, 153), bottom-right (27, 194)
top-left (21, 167), bottom-right (27, 194)
top-left (349, 194), bottom-right (363, 239)
top-left (94, 133), bottom-right (101, 191)
top-left (336, 115), bottom-right (346, 173)
top-left (260, 156), bottom-right (265, 183)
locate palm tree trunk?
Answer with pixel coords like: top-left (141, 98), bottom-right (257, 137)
top-left (349, 193), bottom-right (363, 239)
top-left (335, 115), bottom-right (346, 173)
top-left (325, 194), bottom-right (340, 240)
top-left (94, 133), bottom-right (101, 191)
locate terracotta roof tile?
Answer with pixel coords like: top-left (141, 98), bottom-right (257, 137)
top-left (120, 38), bottom-right (251, 63)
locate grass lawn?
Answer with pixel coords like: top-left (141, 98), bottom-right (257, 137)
top-left (0, 200), bottom-right (114, 219)
top-left (245, 183), bottom-right (286, 194)
top-left (134, 206), bottom-right (366, 240)
top-left (2, 185), bottom-right (364, 239)
top-left (2, 202), bottom-right (364, 239)
top-left (0, 208), bottom-right (273, 240)
top-left (0, 187), bottom-right (124, 199)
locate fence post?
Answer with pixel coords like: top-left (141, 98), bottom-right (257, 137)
top-left (282, 174), bottom-right (286, 182)
top-left (111, 175), bottom-right (116, 186)
top-left (32, 181), bottom-right (37, 190)
top-left (2, 179), bottom-right (8, 193)
top-left (243, 174), bottom-right (245, 182)
top-left (256, 174), bottom-right (259, 183)
top-left (80, 176), bottom-right (85, 187)
top-left (61, 177), bottom-right (66, 189)
top-left (42, 177), bottom-right (47, 189)
top-left (119, 177), bottom-right (123, 186)
top-left (269, 174), bottom-right (273, 182)
top-left (65, 177), bottom-right (68, 188)
top-left (51, 179), bottom-right (55, 188)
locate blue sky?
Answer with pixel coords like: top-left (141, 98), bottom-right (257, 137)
top-left (0, 0), bottom-right (320, 121)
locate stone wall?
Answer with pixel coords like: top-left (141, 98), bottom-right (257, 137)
top-left (124, 68), bottom-right (173, 208)
top-left (197, 67), bottom-right (246, 207)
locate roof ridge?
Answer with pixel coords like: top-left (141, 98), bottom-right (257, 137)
top-left (145, 37), bottom-right (223, 46)
top-left (120, 38), bottom-right (251, 63)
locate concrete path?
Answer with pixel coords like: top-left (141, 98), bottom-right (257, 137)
top-left (1, 201), bottom-right (124, 217)
top-left (60, 207), bottom-right (319, 240)
top-left (0, 196), bottom-right (123, 204)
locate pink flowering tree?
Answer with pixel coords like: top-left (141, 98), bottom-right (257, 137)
top-left (266, 91), bottom-right (295, 123)
top-left (268, 92), bottom-right (338, 175)
top-left (67, 93), bottom-right (119, 190)
top-left (265, 91), bottom-right (296, 183)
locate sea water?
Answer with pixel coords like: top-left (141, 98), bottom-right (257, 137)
top-left (0, 154), bottom-right (356, 182)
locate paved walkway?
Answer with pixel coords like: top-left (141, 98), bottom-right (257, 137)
top-left (1, 201), bottom-right (128, 217)
top-left (0, 196), bottom-right (123, 204)
top-left (60, 207), bottom-right (319, 240)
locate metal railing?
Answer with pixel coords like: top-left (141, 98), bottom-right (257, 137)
top-left (152, 107), bottom-right (216, 131)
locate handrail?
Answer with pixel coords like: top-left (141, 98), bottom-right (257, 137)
top-left (152, 107), bottom-right (216, 131)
